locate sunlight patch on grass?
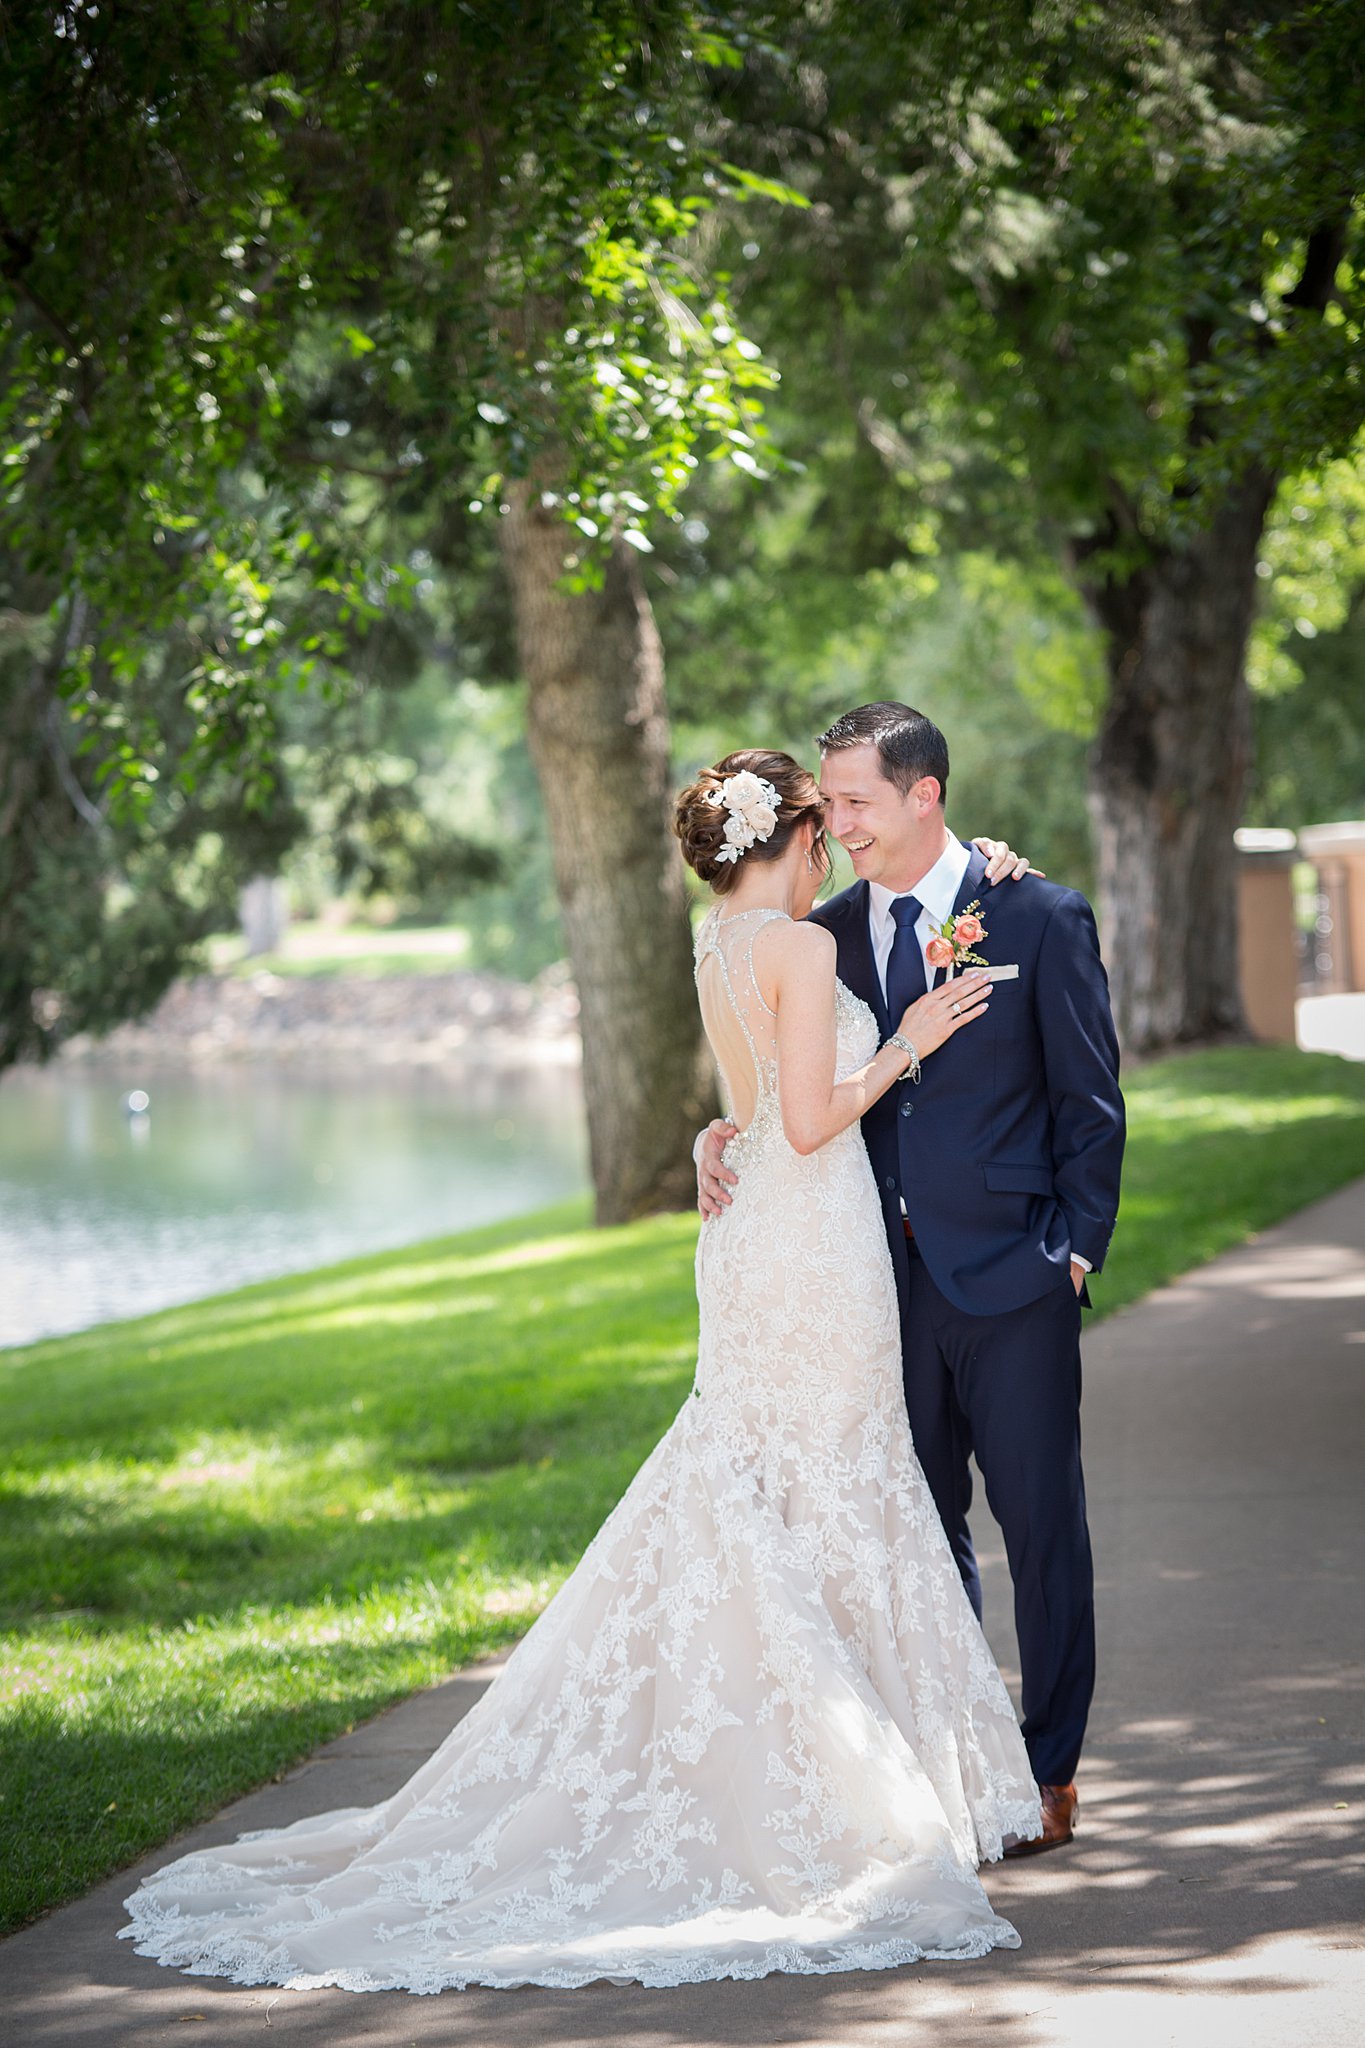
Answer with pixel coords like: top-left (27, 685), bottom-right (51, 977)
top-left (182, 1293), bottom-right (506, 1345)
top-left (1131, 1085), bottom-right (1359, 1133)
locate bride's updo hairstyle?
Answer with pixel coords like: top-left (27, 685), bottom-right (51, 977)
top-left (674, 750), bottom-right (828, 897)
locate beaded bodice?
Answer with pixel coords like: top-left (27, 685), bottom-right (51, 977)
top-left (692, 905), bottom-right (879, 1167)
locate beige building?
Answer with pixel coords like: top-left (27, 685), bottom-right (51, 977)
top-left (1235, 828), bottom-right (1300, 1042)
top-left (1297, 821), bottom-right (1365, 996)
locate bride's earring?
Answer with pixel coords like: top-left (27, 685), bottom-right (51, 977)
top-left (804, 848), bottom-right (816, 874)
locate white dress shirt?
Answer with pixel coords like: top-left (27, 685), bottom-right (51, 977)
top-left (867, 836), bottom-right (973, 1003)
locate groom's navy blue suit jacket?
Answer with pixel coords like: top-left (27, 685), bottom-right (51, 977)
top-left (808, 845), bottom-right (1125, 1318)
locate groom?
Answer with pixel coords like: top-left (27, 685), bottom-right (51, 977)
top-left (697, 702), bottom-right (1125, 1853)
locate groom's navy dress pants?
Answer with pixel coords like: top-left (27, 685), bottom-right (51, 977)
top-left (898, 1241), bottom-right (1095, 1790)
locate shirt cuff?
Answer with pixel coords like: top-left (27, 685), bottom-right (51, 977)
top-left (692, 1130), bottom-right (707, 1167)
top-left (1070, 1254), bottom-right (1093, 1273)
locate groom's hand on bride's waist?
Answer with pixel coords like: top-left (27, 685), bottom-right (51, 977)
top-left (695, 1120), bottom-right (740, 1219)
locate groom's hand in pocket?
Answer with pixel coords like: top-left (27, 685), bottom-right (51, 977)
top-left (696, 1120), bottom-right (740, 1219)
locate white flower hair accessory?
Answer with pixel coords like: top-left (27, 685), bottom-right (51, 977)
top-left (706, 770), bottom-right (782, 864)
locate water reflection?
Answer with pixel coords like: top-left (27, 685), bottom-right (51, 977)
top-left (0, 1058), bottom-right (588, 1348)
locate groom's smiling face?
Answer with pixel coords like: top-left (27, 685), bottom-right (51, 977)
top-left (819, 743), bottom-right (943, 889)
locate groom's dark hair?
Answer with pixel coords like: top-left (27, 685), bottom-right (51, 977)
top-left (816, 702), bottom-right (949, 805)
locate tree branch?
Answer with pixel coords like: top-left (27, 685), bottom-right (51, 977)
top-left (1282, 218), bottom-right (1348, 313)
top-left (42, 591), bottom-right (105, 831)
top-left (0, 222), bottom-right (89, 373)
top-left (283, 447), bottom-right (422, 486)
top-left (855, 395), bottom-right (915, 472)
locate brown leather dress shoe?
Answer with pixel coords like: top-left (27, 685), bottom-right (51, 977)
top-left (1002, 1782), bottom-right (1078, 1858)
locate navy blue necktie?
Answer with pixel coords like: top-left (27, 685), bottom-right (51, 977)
top-left (885, 894), bottom-right (927, 1025)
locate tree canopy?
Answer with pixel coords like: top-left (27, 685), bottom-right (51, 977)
top-left (4, 1), bottom-right (1364, 1169)
top-left (0, 0), bottom-right (781, 1064)
top-left (3, 1), bottom-right (782, 790)
top-left (696, 0), bottom-right (1365, 1043)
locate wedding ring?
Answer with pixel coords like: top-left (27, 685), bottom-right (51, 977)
top-left (951, 1001), bottom-right (961, 1017)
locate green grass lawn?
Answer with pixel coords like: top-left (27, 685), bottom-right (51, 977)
top-left (2, 1043), bottom-right (1364, 1934)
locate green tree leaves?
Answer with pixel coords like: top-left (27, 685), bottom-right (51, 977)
top-left (0, 3), bottom-right (782, 812)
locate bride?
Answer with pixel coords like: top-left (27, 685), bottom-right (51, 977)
top-left (120, 749), bottom-right (1041, 1995)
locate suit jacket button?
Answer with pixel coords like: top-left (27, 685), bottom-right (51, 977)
top-left (900, 1101), bottom-right (914, 1117)
top-left (884, 1175), bottom-right (897, 1190)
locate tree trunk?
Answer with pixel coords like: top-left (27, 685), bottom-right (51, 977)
top-left (0, 581), bottom-right (86, 1069)
top-left (1080, 469), bottom-right (1276, 1053)
top-left (499, 485), bottom-right (716, 1223)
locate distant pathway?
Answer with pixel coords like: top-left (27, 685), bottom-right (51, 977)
top-left (5, 1180), bottom-right (1364, 2047)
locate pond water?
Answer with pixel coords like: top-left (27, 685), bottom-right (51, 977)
top-left (0, 1058), bottom-right (588, 1349)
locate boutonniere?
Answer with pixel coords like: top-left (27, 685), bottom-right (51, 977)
top-left (925, 902), bottom-right (988, 978)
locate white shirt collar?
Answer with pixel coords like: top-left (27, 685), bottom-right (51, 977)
top-left (868, 836), bottom-right (973, 932)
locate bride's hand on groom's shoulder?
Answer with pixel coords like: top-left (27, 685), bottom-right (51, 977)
top-left (696, 1119), bottom-right (740, 1219)
top-left (973, 838), bottom-right (1045, 882)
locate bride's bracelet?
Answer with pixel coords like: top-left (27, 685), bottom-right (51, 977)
top-left (886, 1032), bottom-right (921, 1084)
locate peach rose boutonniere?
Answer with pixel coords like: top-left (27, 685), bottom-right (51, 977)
top-left (926, 901), bottom-right (989, 978)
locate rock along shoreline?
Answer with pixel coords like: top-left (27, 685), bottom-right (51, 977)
top-left (53, 966), bottom-right (582, 1071)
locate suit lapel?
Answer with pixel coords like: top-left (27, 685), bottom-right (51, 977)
top-left (931, 844), bottom-right (991, 988)
top-left (955, 843), bottom-right (991, 911)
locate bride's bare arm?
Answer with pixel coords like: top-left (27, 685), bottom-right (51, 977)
top-left (764, 924), bottom-right (989, 1156)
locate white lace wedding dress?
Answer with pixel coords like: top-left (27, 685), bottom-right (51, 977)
top-left (120, 906), bottom-right (1040, 1994)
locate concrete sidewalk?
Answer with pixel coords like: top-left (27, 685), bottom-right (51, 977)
top-left (5, 1181), bottom-right (1364, 2046)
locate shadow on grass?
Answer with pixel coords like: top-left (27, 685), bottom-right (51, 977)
top-left (0, 1217), bottom-right (699, 1470)
top-left (0, 1450), bottom-right (647, 1634)
top-left (0, 1635), bottom-right (478, 1932)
